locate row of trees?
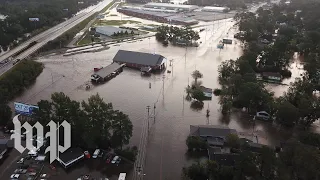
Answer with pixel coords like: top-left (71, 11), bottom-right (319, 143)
top-left (0, 0), bottom-right (100, 52)
top-left (156, 25), bottom-right (200, 46)
top-left (34, 92), bottom-right (133, 150)
top-left (0, 60), bottom-right (43, 126)
top-left (183, 138), bottom-right (320, 180)
top-left (218, 2), bottom-right (320, 128)
top-left (112, 30), bottom-right (135, 37)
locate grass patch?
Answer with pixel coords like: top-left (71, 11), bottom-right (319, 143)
top-left (95, 20), bottom-right (140, 26)
top-left (77, 33), bottom-right (101, 46)
top-left (100, 0), bottom-right (116, 13)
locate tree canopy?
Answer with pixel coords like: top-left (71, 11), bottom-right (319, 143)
top-left (34, 92), bottom-right (133, 150)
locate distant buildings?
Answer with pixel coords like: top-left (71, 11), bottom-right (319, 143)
top-left (202, 6), bottom-right (230, 13)
top-left (126, 0), bottom-right (151, 3)
top-left (144, 3), bottom-right (199, 12)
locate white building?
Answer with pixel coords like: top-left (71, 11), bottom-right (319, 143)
top-left (144, 3), bottom-right (199, 11)
top-left (202, 6), bottom-right (230, 13)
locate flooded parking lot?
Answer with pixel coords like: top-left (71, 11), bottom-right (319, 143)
top-left (5, 17), bottom-right (311, 179)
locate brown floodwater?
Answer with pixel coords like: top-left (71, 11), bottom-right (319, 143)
top-left (10, 18), bottom-right (309, 180)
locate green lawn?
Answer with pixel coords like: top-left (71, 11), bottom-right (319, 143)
top-left (95, 20), bottom-right (140, 26)
top-left (77, 33), bottom-right (100, 46)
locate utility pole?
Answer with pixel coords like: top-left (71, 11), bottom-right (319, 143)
top-left (171, 60), bottom-right (173, 76)
top-left (153, 103), bottom-right (156, 122)
top-left (146, 106), bottom-right (150, 131)
top-left (184, 46), bottom-right (187, 63)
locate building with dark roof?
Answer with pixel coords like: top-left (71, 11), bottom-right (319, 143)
top-left (57, 147), bottom-right (84, 168)
top-left (144, 3), bottom-right (199, 11)
top-left (91, 63), bottom-right (124, 83)
top-left (0, 139), bottom-right (13, 161)
top-left (113, 50), bottom-right (167, 71)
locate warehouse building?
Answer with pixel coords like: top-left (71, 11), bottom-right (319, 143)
top-left (144, 3), bottom-right (199, 12)
top-left (202, 6), bottom-right (230, 13)
top-left (117, 7), bottom-right (198, 25)
top-left (95, 26), bottom-right (128, 37)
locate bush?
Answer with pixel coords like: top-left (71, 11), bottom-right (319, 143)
top-left (186, 136), bottom-right (208, 151)
top-left (213, 88), bottom-right (222, 96)
top-left (0, 60), bottom-right (43, 103)
top-left (115, 146), bottom-right (138, 162)
top-left (280, 69), bottom-right (292, 78)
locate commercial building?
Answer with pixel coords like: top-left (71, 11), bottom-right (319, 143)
top-left (113, 50), bottom-right (167, 71)
top-left (144, 3), bottom-right (199, 12)
top-left (95, 26), bottom-right (128, 37)
top-left (57, 147), bottom-right (84, 168)
top-left (202, 6), bottom-right (230, 13)
top-left (117, 7), bottom-right (198, 25)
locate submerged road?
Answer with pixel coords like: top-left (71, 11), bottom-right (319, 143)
top-left (0, 0), bottom-right (113, 76)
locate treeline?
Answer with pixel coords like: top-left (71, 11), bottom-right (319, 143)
top-left (217, 1), bottom-right (320, 128)
top-left (183, 134), bottom-right (320, 180)
top-left (0, 60), bottom-right (43, 126)
top-left (0, 0), bottom-right (100, 52)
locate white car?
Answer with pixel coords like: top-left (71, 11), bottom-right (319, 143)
top-left (10, 174), bottom-right (20, 179)
top-left (255, 111), bottom-right (270, 121)
top-left (17, 158), bottom-right (24, 164)
top-left (111, 156), bottom-right (119, 164)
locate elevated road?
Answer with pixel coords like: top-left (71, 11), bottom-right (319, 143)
top-left (0, 0), bottom-right (113, 76)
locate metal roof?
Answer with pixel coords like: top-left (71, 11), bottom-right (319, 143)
top-left (95, 26), bottom-right (127, 36)
top-left (113, 50), bottom-right (165, 66)
top-left (93, 63), bottom-right (123, 78)
top-left (144, 3), bottom-right (199, 10)
top-left (190, 125), bottom-right (237, 139)
top-left (202, 6), bottom-right (229, 11)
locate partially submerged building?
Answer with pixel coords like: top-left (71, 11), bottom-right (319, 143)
top-left (144, 3), bottom-right (199, 12)
top-left (91, 63), bottom-right (124, 83)
top-left (113, 50), bottom-right (167, 71)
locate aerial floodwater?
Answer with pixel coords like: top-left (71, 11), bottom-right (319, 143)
top-left (10, 15), bottom-right (311, 180)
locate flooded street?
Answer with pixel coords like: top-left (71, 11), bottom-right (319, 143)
top-left (11, 17), bottom-right (301, 179)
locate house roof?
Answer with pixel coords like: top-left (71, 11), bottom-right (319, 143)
top-left (190, 125), bottom-right (237, 139)
top-left (113, 50), bottom-right (165, 67)
top-left (58, 147), bottom-right (84, 167)
top-left (92, 63), bottom-right (123, 78)
top-left (262, 72), bottom-right (281, 77)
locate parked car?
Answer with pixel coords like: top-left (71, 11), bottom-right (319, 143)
top-left (111, 156), bottom-right (119, 164)
top-left (98, 151), bottom-right (104, 158)
top-left (106, 155), bottom-right (113, 164)
top-left (10, 174), bottom-right (20, 179)
top-left (19, 164), bottom-right (29, 169)
top-left (255, 111), bottom-right (270, 121)
top-left (92, 149), bottom-right (100, 158)
top-left (116, 157), bottom-right (121, 164)
top-left (14, 169), bottom-right (27, 174)
top-left (17, 158), bottom-right (24, 164)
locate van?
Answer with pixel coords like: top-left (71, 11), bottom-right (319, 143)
top-left (92, 149), bottom-right (100, 159)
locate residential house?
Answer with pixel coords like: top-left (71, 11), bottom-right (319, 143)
top-left (262, 72), bottom-right (282, 82)
top-left (207, 147), bottom-right (239, 166)
top-left (190, 125), bottom-right (237, 147)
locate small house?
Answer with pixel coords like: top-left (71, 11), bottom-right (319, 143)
top-left (190, 125), bottom-right (237, 147)
top-left (222, 38), bottom-right (232, 44)
top-left (261, 72), bottom-right (282, 82)
top-left (199, 86), bottom-right (213, 99)
top-left (113, 50), bottom-right (167, 71)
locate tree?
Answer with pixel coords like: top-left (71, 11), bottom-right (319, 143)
top-left (259, 147), bottom-right (277, 179)
top-left (183, 162), bottom-right (208, 180)
top-left (275, 100), bottom-right (299, 127)
top-left (0, 104), bottom-right (12, 126)
top-left (124, 30), bottom-right (128, 35)
top-left (115, 146), bottom-right (138, 162)
top-left (225, 134), bottom-right (240, 149)
top-left (110, 110), bottom-right (133, 149)
top-left (186, 136), bottom-right (207, 151)
top-left (131, 30), bottom-right (134, 35)
top-left (191, 70), bottom-right (203, 85)
top-left (206, 160), bottom-right (219, 180)
top-left (191, 88), bottom-right (205, 102)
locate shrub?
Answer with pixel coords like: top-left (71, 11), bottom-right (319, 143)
top-left (213, 88), bottom-right (222, 96)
